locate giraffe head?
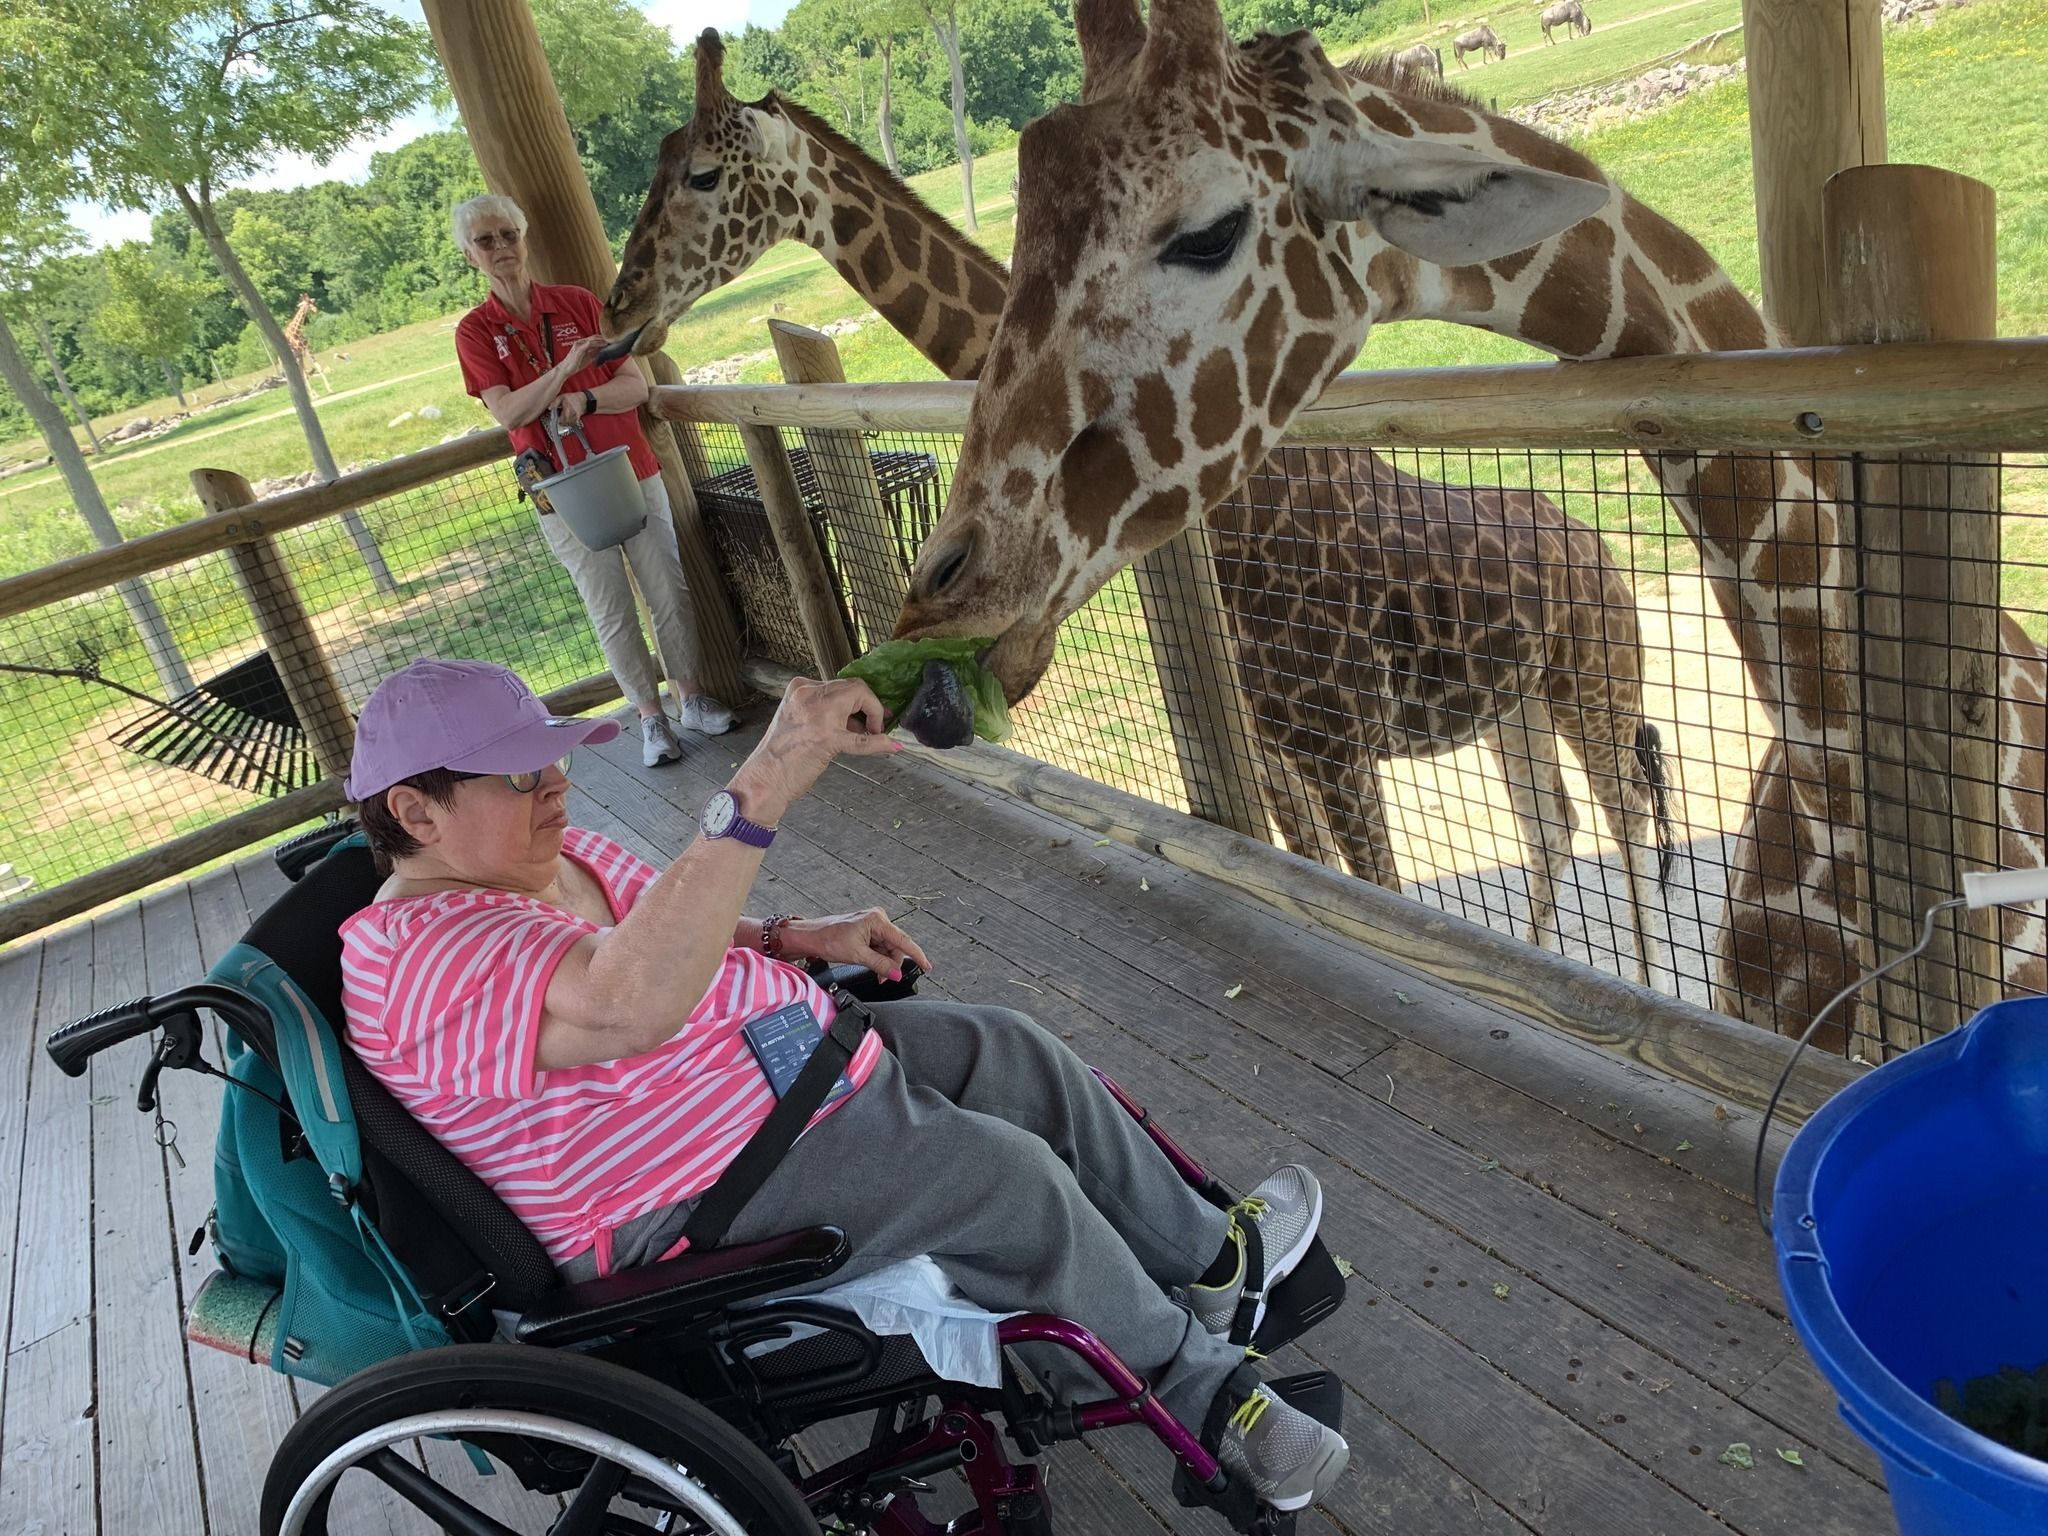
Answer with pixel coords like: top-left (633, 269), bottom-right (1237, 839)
top-left (892, 0), bottom-right (1607, 701)
top-left (603, 30), bottom-right (810, 352)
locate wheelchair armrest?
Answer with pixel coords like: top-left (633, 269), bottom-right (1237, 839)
top-left (514, 1225), bottom-right (851, 1348)
top-left (808, 958), bottom-right (925, 1005)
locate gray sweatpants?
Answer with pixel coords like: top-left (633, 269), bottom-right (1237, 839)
top-left (537, 473), bottom-right (704, 710)
top-left (585, 999), bottom-right (1246, 1426)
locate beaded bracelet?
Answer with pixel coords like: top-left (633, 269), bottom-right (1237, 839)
top-left (759, 913), bottom-right (797, 960)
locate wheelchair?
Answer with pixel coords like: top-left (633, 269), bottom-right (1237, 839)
top-left (46, 818), bottom-right (1348, 1536)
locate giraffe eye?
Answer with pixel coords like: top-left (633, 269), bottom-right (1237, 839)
top-left (1161, 207), bottom-right (1248, 271)
top-left (688, 167), bottom-right (720, 193)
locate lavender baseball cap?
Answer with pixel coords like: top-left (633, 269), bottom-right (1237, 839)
top-left (344, 658), bottom-right (621, 801)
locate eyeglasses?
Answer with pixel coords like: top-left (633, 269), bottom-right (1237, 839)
top-left (471, 228), bottom-right (523, 251)
top-left (450, 752), bottom-right (572, 794)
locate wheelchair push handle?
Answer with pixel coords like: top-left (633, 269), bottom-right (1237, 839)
top-left (46, 998), bottom-right (160, 1077)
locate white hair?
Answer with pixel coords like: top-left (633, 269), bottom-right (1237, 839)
top-left (452, 194), bottom-right (529, 247)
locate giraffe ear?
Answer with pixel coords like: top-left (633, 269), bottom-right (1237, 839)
top-left (1076, 0), bottom-right (1147, 100)
top-left (1302, 136), bottom-right (1610, 267)
top-left (740, 103), bottom-right (799, 163)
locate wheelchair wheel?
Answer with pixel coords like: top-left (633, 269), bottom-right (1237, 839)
top-left (261, 1343), bottom-right (818, 1536)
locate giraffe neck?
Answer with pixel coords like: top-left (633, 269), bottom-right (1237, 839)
top-left (777, 98), bottom-right (1009, 382)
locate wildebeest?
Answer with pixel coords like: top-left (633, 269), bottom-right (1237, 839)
top-left (1451, 24), bottom-right (1508, 66)
top-left (1392, 40), bottom-right (1445, 77)
top-left (1540, 1), bottom-right (1593, 42)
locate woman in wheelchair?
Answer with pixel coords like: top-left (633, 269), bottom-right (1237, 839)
top-left (338, 657), bottom-right (1351, 1516)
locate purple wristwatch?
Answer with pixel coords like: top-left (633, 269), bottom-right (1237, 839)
top-left (702, 788), bottom-right (776, 849)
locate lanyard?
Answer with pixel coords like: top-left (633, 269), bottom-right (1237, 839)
top-left (502, 311), bottom-right (556, 380)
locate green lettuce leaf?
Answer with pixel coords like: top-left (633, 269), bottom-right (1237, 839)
top-left (839, 637), bottom-right (1011, 743)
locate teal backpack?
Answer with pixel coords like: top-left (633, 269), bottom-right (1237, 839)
top-left (187, 833), bottom-right (460, 1386)
top-left (195, 935), bottom-right (454, 1385)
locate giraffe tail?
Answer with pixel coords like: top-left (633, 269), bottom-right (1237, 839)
top-left (1635, 719), bottom-right (1677, 886)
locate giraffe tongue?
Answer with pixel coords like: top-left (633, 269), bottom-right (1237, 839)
top-left (900, 658), bottom-right (975, 749)
top-left (594, 325), bottom-right (645, 363)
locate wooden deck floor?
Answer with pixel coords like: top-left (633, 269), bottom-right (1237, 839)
top-left (0, 716), bottom-right (1896, 1536)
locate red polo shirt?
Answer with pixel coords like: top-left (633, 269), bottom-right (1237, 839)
top-left (454, 282), bottom-right (659, 480)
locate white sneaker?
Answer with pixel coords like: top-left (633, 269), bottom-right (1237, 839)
top-left (674, 694), bottom-right (735, 736)
top-left (641, 714), bottom-right (683, 766)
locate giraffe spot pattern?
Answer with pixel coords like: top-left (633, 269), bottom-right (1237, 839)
top-left (1521, 218), bottom-right (1615, 357)
top-left (1190, 349), bottom-right (1242, 450)
top-left (1060, 426), bottom-right (1140, 551)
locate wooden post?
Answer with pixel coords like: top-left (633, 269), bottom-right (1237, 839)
top-left (738, 423), bottom-right (857, 677)
top-left (1129, 529), bottom-right (1273, 840)
top-left (769, 322), bottom-right (911, 646)
top-left (419, 0), bottom-right (747, 704)
top-left (191, 469), bottom-right (358, 782)
top-left (1743, 0), bottom-right (1886, 346)
top-left (1827, 165), bottom-right (2003, 1050)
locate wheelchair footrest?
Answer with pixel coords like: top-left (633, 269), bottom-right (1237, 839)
top-left (1249, 1238), bottom-right (1346, 1358)
top-left (1266, 1368), bottom-right (1342, 1433)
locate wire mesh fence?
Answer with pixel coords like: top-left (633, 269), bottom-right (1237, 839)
top-left (0, 453), bottom-right (609, 911)
top-left (693, 422), bottom-right (2047, 1061)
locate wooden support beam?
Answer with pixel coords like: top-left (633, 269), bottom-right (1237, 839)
top-left (1129, 528), bottom-right (1273, 839)
top-left (419, 0), bottom-right (748, 705)
top-left (191, 468), bottom-right (359, 782)
top-left (649, 339), bottom-right (2048, 453)
top-left (738, 423), bottom-right (856, 677)
top-left (0, 431), bottom-right (509, 623)
top-left (768, 322), bottom-right (911, 646)
top-left (1827, 165), bottom-right (2004, 1050)
top-left (1744, 0), bottom-right (1886, 345)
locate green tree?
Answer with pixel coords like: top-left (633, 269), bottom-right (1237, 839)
top-left (727, 23), bottom-right (805, 96)
top-left (530, 0), bottom-right (694, 239)
top-left (0, 24), bottom-right (193, 695)
top-left (30, 0), bottom-right (434, 593)
top-left (962, 0), bottom-right (1078, 128)
top-left (93, 243), bottom-right (212, 406)
top-left (531, 0), bottom-right (678, 126)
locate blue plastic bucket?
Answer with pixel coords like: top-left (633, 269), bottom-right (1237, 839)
top-left (1775, 995), bottom-right (2048, 1535)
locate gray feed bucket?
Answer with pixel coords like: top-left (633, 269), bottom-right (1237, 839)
top-left (536, 411), bottom-right (645, 551)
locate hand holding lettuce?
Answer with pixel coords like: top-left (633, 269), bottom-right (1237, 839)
top-left (838, 638), bottom-right (1010, 748)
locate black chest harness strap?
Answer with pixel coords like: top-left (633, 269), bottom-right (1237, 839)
top-left (679, 991), bottom-right (874, 1252)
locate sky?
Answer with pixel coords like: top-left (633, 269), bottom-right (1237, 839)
top-left (65, 0), bottom-right (798, 250)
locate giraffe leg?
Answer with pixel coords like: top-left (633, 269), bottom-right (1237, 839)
top-left (1245, 692), bottom-right (1350, 870)
top-left (1259, 740), bottom-right (1349, 869)
top-left (1493, 700), bottom-right (1578, 954)
top-left (1302, 740), bottom-right (1401, 890)
top-left (1557, 704), bottom-right (1677, 994)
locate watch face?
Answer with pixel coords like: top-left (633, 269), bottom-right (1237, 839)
top-left (703, 791), bottom-right (735, 836)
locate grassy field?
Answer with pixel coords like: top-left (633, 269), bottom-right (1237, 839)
top-left (3, 0), bottom-right (2045, 917)
top-left (1354, 0), bottom-right (1746, 111)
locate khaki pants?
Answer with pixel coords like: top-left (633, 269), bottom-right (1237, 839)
top-left (538, 474), bottom-right (703, 711)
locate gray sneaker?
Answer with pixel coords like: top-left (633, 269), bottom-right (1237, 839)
top-left (641, 713), bottom-right (684, 767)
top-left (1188, 1165), bottom-right (1324, 1339)
top-left (674, 693), bottom-right (735, 736)
top-left (1216, 1384), bottom-right (1350, 1512)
